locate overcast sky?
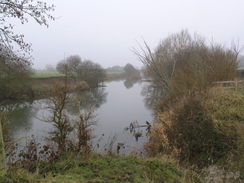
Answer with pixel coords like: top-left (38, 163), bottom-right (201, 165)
top-left (14, 0), bottom-right (244, 69)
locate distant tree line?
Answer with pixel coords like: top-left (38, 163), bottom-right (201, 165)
top-left (56, 55), bottom-right (106, 87)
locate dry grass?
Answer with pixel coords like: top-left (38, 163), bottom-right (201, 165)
top-left (146, 87), bottom-right (244, 170)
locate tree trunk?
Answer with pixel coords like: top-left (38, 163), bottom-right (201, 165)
top-left (0, 119), bottom-right (6, 176)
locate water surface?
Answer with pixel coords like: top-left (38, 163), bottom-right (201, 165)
top-left (9, 80), bottom-right (153, 154)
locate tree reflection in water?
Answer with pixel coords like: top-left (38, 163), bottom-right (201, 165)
top-left (141, 82), bottom-right (166, 111)
top-left (4, 102), bottom-right (38, 137)
top-left (68, 87), bottom-right (108, 115)
top-left (123, 78), bottom-right (138, 89)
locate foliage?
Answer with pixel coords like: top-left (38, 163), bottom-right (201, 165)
top-left (0, 0), bottom-right (54, 60)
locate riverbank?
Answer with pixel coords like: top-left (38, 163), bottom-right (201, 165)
top-left (30, 77), bottom-right (89, 99)
top-left (0, 76), bottom-right (90, 102)
top-left (2, 153), bottom-right (202, 183)
top-left (146, 87), bottom-right (244, 182)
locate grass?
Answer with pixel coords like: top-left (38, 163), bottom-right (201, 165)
top-left (147, 86), bottom-right (244, 182)
top-left (105, 71), bottom-right (126, 81)
top-left (31, 72), bottom-right (64, 79)
top-left (106, 71), bottom-right (124, 75)
top-left (3, 154), bottom-right (203, 183)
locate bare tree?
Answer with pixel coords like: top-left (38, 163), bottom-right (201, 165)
top-left (43, 82), bottom-right (72, 152)
top-left (56, 55), bottom-right (81, 77)
top-left (56, 56), bottom-right (106, 86)
top-left (74, 112), bottom-right (96, 154)
top-left (135, 30), bottom-right (239, 98)
top-left (0, 0), bottom-right (55, 60)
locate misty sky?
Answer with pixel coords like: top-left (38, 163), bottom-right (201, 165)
top-left (14, 0), bottom-right (244, 69)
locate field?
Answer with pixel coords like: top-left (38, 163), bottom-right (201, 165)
top-left (31, 72), bottom-right (65, 79)
top-left (105, 71), bottom-right (126, 81)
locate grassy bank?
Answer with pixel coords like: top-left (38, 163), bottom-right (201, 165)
top-left (2, 154), bottom-right (202, 183)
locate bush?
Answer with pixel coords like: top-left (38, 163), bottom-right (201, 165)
top-left (146, 88), bottom-right (242, 168)
top-left (137, 30), bottom-right (238, 99)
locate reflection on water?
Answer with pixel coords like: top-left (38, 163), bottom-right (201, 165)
top-left (123, 78), bottom-right (138, 89)
top-left (6, 80), bottom-right (154, 154)
top-left (5, 102), bottom-right (38, 138)
top-left (67, 87), bottom-right (108, 115)
top-left (141, 82), bottom-right (165, 110)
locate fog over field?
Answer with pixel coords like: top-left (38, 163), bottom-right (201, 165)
top-left (12, 0), bottom-right (244, 69)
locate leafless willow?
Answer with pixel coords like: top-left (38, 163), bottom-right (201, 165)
top-left (134, 30), bottom-right (240, 99)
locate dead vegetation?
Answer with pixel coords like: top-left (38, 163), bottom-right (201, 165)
top-left (68, 112), bottom-right (96, 154)
top-left (138, 31), bottom-right (243, 182)
top-left (136, 30), bottom-right (239, 102)
top-left (40, 81), bottom-right (96, 155)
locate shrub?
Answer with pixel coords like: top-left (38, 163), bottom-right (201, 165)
top-left (137, 30), bottom-right (238, 100)
top-left (146, 88), bottom-right (241, 168)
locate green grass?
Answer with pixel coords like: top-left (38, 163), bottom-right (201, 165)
top-left (3, 154), bottom-right (203, 183)
top-left (106, 71), bottom-right (124, 75)
top-left (31, 72), bottom-right (65, 79)
top-left (230, 89), bottom-right (244, 96)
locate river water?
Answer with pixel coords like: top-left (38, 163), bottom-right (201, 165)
top-left (8, 80), bottom-right (154, 154)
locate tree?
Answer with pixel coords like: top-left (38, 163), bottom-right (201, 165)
top-left (44, 82), bottom-right (73, 152)
top-left (56, 56), bottom-right (106, 86)
top-left (77, 60), bottom-right (106, 86)
top-left (0, 54), bottom-right (31, 100)
top-left (0, 0), bottom-right (55, 99)
top-left (56, 55), bottom-right (81, 77)
top-left (136, 30), bottom-right (238, 97)
top-left (0, 0), bottom-right (54, 60)
top-left (45, 64), bottom-right (56, 72)
top-left (0, 0), bottom-right (54, 171)
top-left (124, 63), bottom-right (137, 77)
top-left (0, 113), bottom-right (7, 176)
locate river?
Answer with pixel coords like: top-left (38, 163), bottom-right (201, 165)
top-left (8, 80), bottom-right (154, 155)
